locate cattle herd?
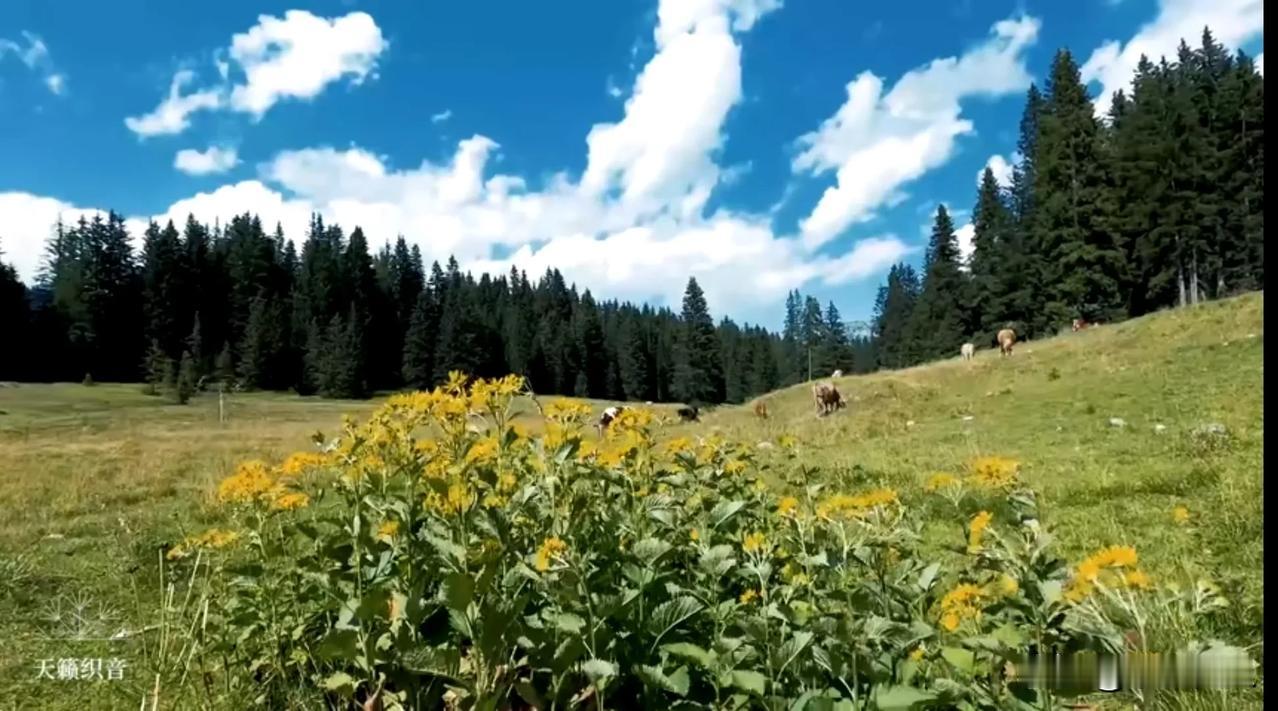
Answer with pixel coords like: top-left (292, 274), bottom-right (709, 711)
top-left (593, 320), bottom-right (1097, 430)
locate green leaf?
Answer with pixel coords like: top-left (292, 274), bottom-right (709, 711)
top-left (555, 612), bottom-right (587, 635)
top-left (709, 500), bottom-right (746, 527)
top-left (580, 658), bottom-right (618, 682)
top-left (729, 669), bottom-right (767, 696)
top-left (940, 647), bottom-right (975, 674)
top-left (633, 537), bottom-right (674, 566)
top-left (322, 671), bottom-right (357, 697)
top-left (1038, 580), bottom-right (1063, 604)
top-left (916, 563), bottom-right (941, 592)
top-left (871, 684), bottom-right (939, 710)
top-left (663, 642), bottom-right (714, 669)
top-left (777, 630), bottom-right (815, 674)
top-left (316, 629), bottom-right (360, 661)
top-left (636, 664), bottom-right (690, 696)
top-left (439, 572), bottom-right (474, 612)
top-left (648, 597), bottom-right (704, 648)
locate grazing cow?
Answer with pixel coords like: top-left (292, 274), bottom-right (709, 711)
top-left (812, 382), bottom-right (846, 417)
top-left (677, 405), bottom-right (700, 422)
top-left (1072, 318), bottom-right (1092, 332)
top-left (997, 328), bottom-right (1017, 357)
top-left (960, 343), bottom-right (975, 361)
top-left (831, 369), bottom-right (843, 378)
top-left (597, 406), bottom-right (625, 435)
top-left (754, 401), bottom-right (769, 419)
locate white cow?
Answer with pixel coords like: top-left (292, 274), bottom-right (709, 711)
top-left (831, 369), bottom-right (843, 378)
top-left (960, 343), bottom-right (975, 361)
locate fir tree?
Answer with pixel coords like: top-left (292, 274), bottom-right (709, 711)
top-left (672, 278), bottom-right (725, 405)
top-left (903, 206), bottom-right (967, 361)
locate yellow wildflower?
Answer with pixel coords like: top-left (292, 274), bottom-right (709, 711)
top-left (497, 471), bottom-right (518, 493)
top-left (1121, 569), bottom-right (1153, 590)
top-left (776, 496), bottom-right (799, 517)
top-left (663, 437), bottom-right (693, 456)
top-left (909, 647), bottom-right (925, 662)
top-left (217, 460), bottom-right (275, 504)
top-left (815, 488), bottom-right (898, 520)
top-left (966, 456), bottom-right (1020, 489)
top-left (444, 481), bottom-right (474, 514)
top-left (1064, 545), bottom-right (1143, 603)
top-left (465, 436), bottom-right (500, 466)
top-left (534, 536), bottom-right (568, 572)
top-left (967, 511), bottom-right (993, 554)
top-left (270, 491), bottom-right (310, 511)
top-left (739, 588), bottom-right (759, 605)
top-left (924, 472), bottom-right (959, 492)
top-left (377, 520), bottom-right (400, 542)
top-left (938, 583), bottom-right (987, 630)
top-left (1172, 505), bottom-right (1191, 525)
top-left (995, 574), bottom-right (1019, 597)
top-left (777, 435), bottom-right (798, 449)
top-left (278, 451), bottom-right (328, 478)
top-left (742, 531), bottom-right (767, 554)
top-left (723, 459), bottom-right (747, 476)
top-left (167, 528), bottom-right (239, 560)
top-left (689, 528), bottom-right (700, 542)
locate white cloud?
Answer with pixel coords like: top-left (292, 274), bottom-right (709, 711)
top-left (124, 70), bottom-right (224, 137)
top-left (430, 109), bottom-right (452, 124)
top-left (792, 15), bottom-right (1040, 251)
top-left (228, 10), bottom-right (387, 118)
top-left (980, 153), bottom-right (1015, 188)
top-left (125, 10), bottom-right (387, 136)
top-left (174, 145), bottom-right (241, 175)
top-left (1081, 0), bottom-right (1264, 116)
top-left (955, 222), bottom-right (975, 265)
top-left (1257, 52), bottom-right (1264, 74)
top-left (0, 31), bottom-right (66, 95)
top-left (0, 193), bottom-right (106, 283)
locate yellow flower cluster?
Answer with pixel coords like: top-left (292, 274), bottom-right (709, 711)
top-left (967, 456), bottom-right (1020, 489)
top-left (467, 374), bottom-right (525, 413)
top-left (544, 398), bottom-right (592, 424)
top-left (217, 460), bottom-right (276, 504)
top-left (741, 531), bottom-right (768, 554)
top-left (278, 451), bottom-right (330, 478)
top-left (738, 588), bottom-right (759, 605)
top-left (967, 511), bottom-right (993, 553)
top-left (376, 520), bottom-right (400, 542)
top-left (607, 407), bottom-right (654, 436)
top-left (166, 528), bottom-right (240, 560)
top-left (723, 459), bottom-right (747, 476)
top-left (1172, 505), bottom-right (1191, 525)
top-left (815, 488), bottom-right (899, 520)
top-left (464, 436), bottom-right (500, 467)
top-left (1064, 545), bottom-right (1152, 602)
top-left (776, 496), bottom-right (799, 517)
top-left (662, 437), bottom-right (693, 457)
top-left (270, 491), bottom-right (310, 511)
top-left (923, 472), bottom-right (959, 492)
top-left (939, 583), bottom-right (988, 631)
top-left (534, 536), bottom-right (568, 572)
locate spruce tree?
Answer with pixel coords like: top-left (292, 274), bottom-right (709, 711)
top-left (215, 341), bottom-right (236, 388)
top-left (672, 278), bottom-right (725, 405)
top-left (873, 263), bottom-right (921, 369)
top-left (402, 289), bottom-right (439, 390)
top-left (142, 339), bottom-right (167, 396)
top-left (968, 168), bottom-right (1013, 342)
top-left (0, 248), bottom-right (26, 380)
top-left (903, 206), bottom-right (967, 361)
top-left (174, 350), bottom-right (197, 404)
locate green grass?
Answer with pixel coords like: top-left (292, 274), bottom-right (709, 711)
top-left (0, 293), bottom-right (1263, 708)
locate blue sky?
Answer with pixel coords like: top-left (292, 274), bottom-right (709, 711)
top-left (0, 0), bottom-right (1264, 329)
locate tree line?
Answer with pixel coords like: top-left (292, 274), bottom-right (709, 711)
top-left (0, 209), bottom-right (870, 402)
top-left (872, 29), bottom-right (1263, 366)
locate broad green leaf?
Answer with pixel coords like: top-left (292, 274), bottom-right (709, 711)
top-left (991, 623), bottom-right (1027, 648)
top-left (729, 669), bottom-right (767, 696)
top-left (940, 647), bottom-right (975, 674)
top-left (916, 563), bottom-right (941, 592)
top-left (871, 684), bottom-right (939, 710)
top-left (662, 642), bottom-right (714, 669)
top-left (777, 631), bottom-right (815, 674)
top-left (322, 671), bottom-right (357, 697)
top-left (439, 572), bottom-right (474, 612)
top-left (648, 597), bottom-right (704, 647)
top-left (554, 612), bottom-right (587, 635)
top-left (633, 538), bottom-right (673, 565)
top-left (709, 500), bottom-right (746, 527)
top-left (636, 664), bottom-right (690, 696)
top-left (1038, 580), bottom-right (1063, 604)
top-left (580, 658), bottom-right (618, 682)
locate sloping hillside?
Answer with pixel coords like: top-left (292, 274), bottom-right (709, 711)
top-left (689, 292), bottom-right (1265, 654)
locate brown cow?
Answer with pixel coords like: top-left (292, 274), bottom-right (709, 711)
top-left (1072, 318), bottom-right (1091, 332)
top-left (997, 328), bottom-right (1017, 356)
top-left (754, 401), bottom-right (769, 419)
top-left (812, 382), bottom-right (846, 417)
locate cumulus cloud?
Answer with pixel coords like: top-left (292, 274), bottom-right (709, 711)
top-left (1081, 0), bottom-right (1264, 116)
top-left (792, 15), bottom-right (1040, 251)
top-left (124, 10), bottom-right (387, 136)
top-left (0, 31), bottom-right (66, 95)
top-left (0, 193), bottom-right (104, 283)
top-left (979, 153), bottom-right (1015, 187)
top-left (174, 145), bottom-right (241, 175)
top-left (955, 222), bottom-right (975, 265)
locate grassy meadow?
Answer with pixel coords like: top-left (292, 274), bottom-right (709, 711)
top-left (0, 292), bottom-right (1263, 709)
